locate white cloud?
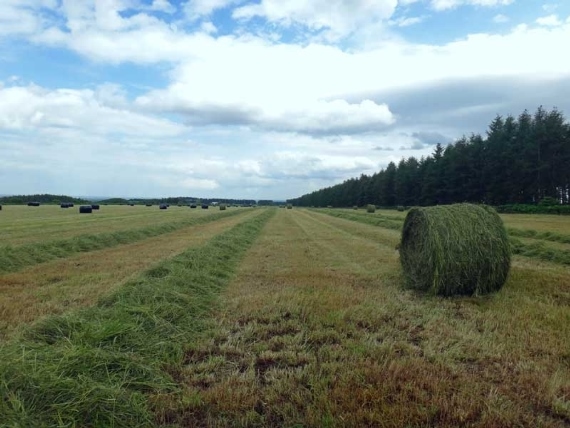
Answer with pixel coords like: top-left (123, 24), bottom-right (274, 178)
top-left (430, 0), bottom-right (514, 11)
top-left (492, 14), bottom-right (509, 23)
top-left (389, 15), bottom-right (427, 27)
top-left (232, 0), bottom-right (398, 38)
top-left (183, 0), bottom-right (240, 20)
top-left (536, 14), bottom-right (562, 27)
top-left (0, 84), bottom-right (184, 137)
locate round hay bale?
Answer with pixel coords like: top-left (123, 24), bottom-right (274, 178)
top-left (91, 204), bottom-right (100, 210)
top-left (397, 205), bottom-right (405, 212)
top-left (28, 202), bottom-right (40, 207)
top-left (159, 204), bottom-right (168, 210)
top-left (399, 203), bottom-right (511, 296)
top-left (146, 204), bottom-right (153, 207)
top-left (353, 206), bottom-right (358, 210)
top-left (0, 205), bottom-right (2, 211)
top-left (201, 204), bottom-right (209, 209)
top-left (366, 204), bottom-right (376, 213)
top-left (79, 205), bottom-right (93, 214)
top-left (286, 204), bottom-right (293, 209)
top-left (190, 204), bottom-right (197, 209)
top-left (219, 204), bottom-right (227, 211)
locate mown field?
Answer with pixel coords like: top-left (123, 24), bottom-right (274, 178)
top-left (0, 205), bottom-right (569, 427)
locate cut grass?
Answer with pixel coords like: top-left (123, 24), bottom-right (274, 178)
top-left (316, 208), bottom-right (570, 268)
top-left (154, 208), bottom-right (570, 427)
top-left (0, 209), bottom-right (260, 339)
top-left (0, 204), bottom-right (217, 246)
top-left (0, 208), bottom-right (275, 426)
top-left (0, 209), bottom-right (243, 275)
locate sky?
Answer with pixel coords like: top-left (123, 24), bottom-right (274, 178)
top-left (1, 1), bottom-right (569, 200)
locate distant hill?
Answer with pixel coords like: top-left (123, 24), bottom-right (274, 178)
top-left (0, 194), bottom-right (90, 204)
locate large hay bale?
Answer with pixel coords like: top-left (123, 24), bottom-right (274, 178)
top-left (201, 204), bottom-right (209, 209)
top-left (159, 204), bottom-right (168, 210)
top-left (28, 202), bottom-right (40, 207)
top-left (190, 204), bottom-right (197, 209)
top-left (219, 204), bottom-right (227, 211)
top-left (91, 204), bottom-right (100, 210)
top-left (366, 204), bottom-right (376, 213)
top-left (399, 203), bottom-right (511, 296)
top-left (286, 204), bottom-right (293, 209)
top-left (397, 205), bottom-right (405, 212)
top-left (0, 205), bottom-right (2, 210)
top-left (79, 205), bottom-right (92, 214)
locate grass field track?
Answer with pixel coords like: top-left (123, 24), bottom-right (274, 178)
top-left (163, 208), bottom-right (569, 427)
top-left (0, 208), bottom-right (274, 426)
top-left (0, 209), bottom-right (243, 275)
top-left (0, 209), bottom-right (261, 339)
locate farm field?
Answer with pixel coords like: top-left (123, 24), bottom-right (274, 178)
top-left (0, 207), bottom-right (569, 426)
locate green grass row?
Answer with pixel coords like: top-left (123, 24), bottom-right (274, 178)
top-left (506, 227), bottom-right (570, 244)
top-left (0, 209), bottom-right (244, 274)
top-left (0, 208), bottom-right (275, 426)
top-left (315, 209), bottom-right (570, 267)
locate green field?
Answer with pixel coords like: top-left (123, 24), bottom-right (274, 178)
top-left (0, 206), bottom-right (569, 426)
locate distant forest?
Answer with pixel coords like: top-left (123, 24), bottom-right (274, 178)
top-left (288, 107), bottom-right (570, 208)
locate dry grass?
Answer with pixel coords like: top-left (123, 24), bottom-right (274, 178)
top-left (155, 208), bottom-right (570, 427)
top-left (0, 209), bottom-right (259, 340)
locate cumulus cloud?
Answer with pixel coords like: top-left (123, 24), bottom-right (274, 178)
top-left (183, 0), bottom-right (240, 20)
top-left (536, 14), bottom-right (562, 27)
top-left (0, 83), bottom-right (184, 137)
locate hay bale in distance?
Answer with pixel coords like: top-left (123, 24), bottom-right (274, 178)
top-left (159, 204), bottom-right (168, 210)
top-left (190, 205), bottom-right (197, 209)
top-left (27, 202), bottom-right (40, 207)
top-left (353, 206), bottom-right (358, 210)
top-left (0, 205), bottom-right (2, 211)
top-left (219, 204), bottom-right (227, 211)
top-left (79, 205), bottom-right (92, 214)
top-left (91, 204), bottom-right (100, 210)
top-left (145, 204), bottom-right (153, 207)
top-left (399, 203), bottom-right (511, 296)
top-left (397, 205), bottom-right (405, 212)
top-left (366, 204), bottom-right (376, 213)
top-left (60, 203), bottom-right (70, 208)
top-left (286, 204), bottom-right (293, 209)
top-left (201, 204), bottom-right (209, 209)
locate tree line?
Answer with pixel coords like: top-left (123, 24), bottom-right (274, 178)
top-left (288, 107), bottom-right (570, 208)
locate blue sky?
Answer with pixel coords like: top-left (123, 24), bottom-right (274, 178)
top-left (1, 0), bottom-right (569, 199)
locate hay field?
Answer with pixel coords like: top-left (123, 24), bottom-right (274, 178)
top-left (0, 207), bottom-right (569, 426)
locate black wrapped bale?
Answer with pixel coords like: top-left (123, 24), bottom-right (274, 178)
top-left (366, 204), bottom-right (375, 213)
top-left (146, 204), bottom-right (152, 207)
top-left (202, 205), bottom-right (209, 209)
top-left (60, 203), bottom-right (69, 208)
top-left (190, 205), bottom-right (197, 209)
top-left (91, 204), bottom-right (100, 210)
top-left (0, 205), bottom-right (2, 211)
top-left (28, 202), bottom-right (40, 207)
top-left (399, 203), bottom-right (511, 296)
top-left (79, 205), bottom-right (93, 214)
top-left (159, 204), bottom-right (168, 210)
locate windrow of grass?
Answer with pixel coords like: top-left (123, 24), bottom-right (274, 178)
top-left (0, 209), bottom-right (243, 274)
top-left (0, 208), bottom-right (274, 426)
top-left (314, 208), bottom-right (570, 267)
top-left (507, 227), bottom-right (570, 244)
